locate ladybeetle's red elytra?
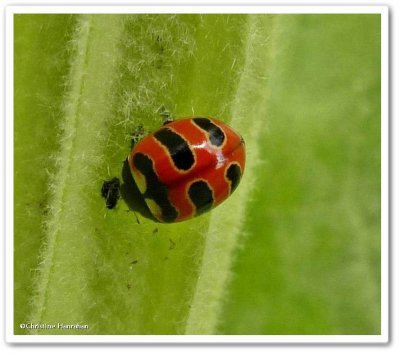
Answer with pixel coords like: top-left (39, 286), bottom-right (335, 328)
top-left (128, 117), bottom-right (245, 223)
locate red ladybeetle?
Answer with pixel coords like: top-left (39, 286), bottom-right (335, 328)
top-left (128, 117), bottom-right (245, 223)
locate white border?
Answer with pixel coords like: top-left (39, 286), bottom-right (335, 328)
top-left (380, 4), bottom-right (389, 345)
top-left (4, 5), bottom-right (389, 14)
top-left (4, 4), bottom-right (389, 344)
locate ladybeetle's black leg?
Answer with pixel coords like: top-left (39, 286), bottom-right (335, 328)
top-left (130, 124), bottom-right (145, 149)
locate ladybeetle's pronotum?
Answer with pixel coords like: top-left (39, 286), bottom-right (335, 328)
top-left (128, 117), bottom-right (245, 223)
top-left (101, 177), bottom-right (121, 209)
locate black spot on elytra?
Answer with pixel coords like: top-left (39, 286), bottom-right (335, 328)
top-left (226, 163), bottom-right (242, 194)
top-left (120, 159), bottom-right (155, 221)
top-left (192, 117), bottom-right (225, 147)
top-left (154, 128), bottom-right (195, 171)
top-left (132, 152), bottom-right (178, 223)
top-left (188, 180), bottom-right (214, 216)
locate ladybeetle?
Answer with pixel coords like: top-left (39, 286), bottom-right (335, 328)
top-left (128, 117), bottom-right (245, 223)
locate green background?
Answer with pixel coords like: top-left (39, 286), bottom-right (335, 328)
top-left (14, 14), bottom-right (381, 335)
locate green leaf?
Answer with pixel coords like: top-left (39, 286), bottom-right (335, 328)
top-left (14, 13), bottom-right (381, 335)
top-left (14, 14), bottom-right (77, 334)
top-left (14, 13), bottom-right (267, 335)
top-left (218, 14), bottom-right (381, 335)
